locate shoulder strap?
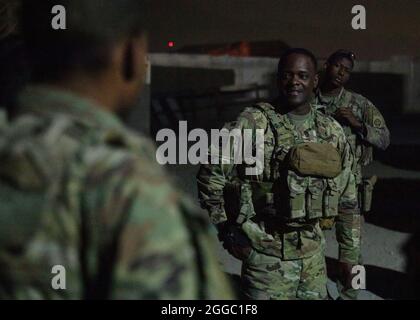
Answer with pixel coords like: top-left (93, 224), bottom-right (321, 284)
top-left (253, 103), bottom-right (285, 133)
top-left (252, 103), bottom-right (295, 180)
top-left (313, 109), bottom-right (333, 141)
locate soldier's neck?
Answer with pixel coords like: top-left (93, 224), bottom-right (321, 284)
top-left (48, 75), bottom-right (118, 113)
top-left (288, 103), bottom-right (311, 116)
top-left (320, 83), bottom-right (343, 97)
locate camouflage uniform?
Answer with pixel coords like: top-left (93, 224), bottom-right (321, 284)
top-left (314, 88), bottom-right (390, 299)
top-left (197, 102), bottom-right (359, 300)
top-left (314, 88), bottom-right (390, 185)
top-left (0, 86), bottom-right (234, 300)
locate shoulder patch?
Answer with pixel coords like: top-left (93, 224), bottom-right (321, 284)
top-left (373, 115), bottom-right (383, 128)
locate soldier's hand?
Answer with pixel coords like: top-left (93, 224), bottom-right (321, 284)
top-left (337, 261), bottom-right (354, 289)
top-left (218, 224), bottom-right (253, 261)
top-left (224, 243), bottom-right (252, 261)
top-left (334, 108), bottom-right (363, 131)
top-left (216, 221), bottom-right (230, 242)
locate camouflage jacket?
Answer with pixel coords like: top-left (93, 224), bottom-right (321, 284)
top-left (197, 102), bottom-right (360, 263)
top-left (0, 86), bottom-right (233, 300)
top-left (314, 88), bottom-right (390, 184)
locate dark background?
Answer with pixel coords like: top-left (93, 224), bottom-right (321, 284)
top-left (147, 0), bottom-right (420, 60)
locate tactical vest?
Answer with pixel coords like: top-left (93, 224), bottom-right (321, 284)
top-left (242, 103), bottom-right (342, 221)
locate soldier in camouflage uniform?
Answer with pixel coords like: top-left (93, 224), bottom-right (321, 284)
top-left (197, 48), bottom-right (360, 300)
top-left (0, 0), bottom-right (233, 300)
top-left (314, 50), bottom-right (390, 299)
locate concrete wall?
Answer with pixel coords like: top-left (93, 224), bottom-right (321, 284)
top-left (150, 54), bottom-right (277, 92)
top-left (150, 53), bottom-right (420, 114)
top-left (127, 60), bottom-right (151, 135)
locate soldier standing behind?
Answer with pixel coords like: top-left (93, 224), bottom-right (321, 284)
top-left (314, 50), bottom-right (390, 299)
top-left (197, 48), bottom-right (360, 300)
top-left (0, 0), bottom-right (233, 299)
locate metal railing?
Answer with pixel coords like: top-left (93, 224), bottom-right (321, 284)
top-left (151, 84), bottom-right (274, 134)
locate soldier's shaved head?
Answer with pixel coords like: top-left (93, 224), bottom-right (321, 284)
top-left (278, 48), bottom-right (318, 76)
top-left (20, 0), bottom-right (150, 82)
top-left (0, 0), bottom-right (20, 39)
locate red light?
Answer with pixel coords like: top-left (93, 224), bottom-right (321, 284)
top-left (168, 41), bottom-right (175, 48)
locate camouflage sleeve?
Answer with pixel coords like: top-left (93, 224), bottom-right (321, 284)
top-left (334, 123), bottom-right (361, 264)
top-left (82, 143), bottom-right (233, 299)
top-left (196, 108), bottom-right (264, 225)
top-left (335, 171), bottom-right (362, 264)
top-left (360, 100), bottom-right (390, 150)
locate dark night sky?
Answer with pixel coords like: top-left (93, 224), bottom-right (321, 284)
top-left (148, 0), bottom-right (420, 60)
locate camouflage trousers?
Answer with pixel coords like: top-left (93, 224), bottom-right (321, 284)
top-left (336, 252), bottom-right (363, 300)
top-left (321, 213), bottom-right (363, 300)
top-left (240, 248), bottom-right (327, 300)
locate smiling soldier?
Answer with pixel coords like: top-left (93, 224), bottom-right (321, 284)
top-left (197, 48), bottom-right (360, 300)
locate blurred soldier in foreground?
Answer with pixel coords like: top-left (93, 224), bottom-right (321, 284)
top-left (0, 0), bottom-right (233, 299)
top-left (197, 48), bottom-right (359, 299)
top-left (314, 50), bottom-right (390, 299)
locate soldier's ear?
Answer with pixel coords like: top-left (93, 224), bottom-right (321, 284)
top-left (314, 73), bottom-right (319, 88)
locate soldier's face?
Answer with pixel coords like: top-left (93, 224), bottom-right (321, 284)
top-left (326, 57), bottom-right (352, 88)
top-left (278, 54), bottom-right (318, 108)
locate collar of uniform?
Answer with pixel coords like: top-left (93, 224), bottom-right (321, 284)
top-left (17, 85), bottom-right (125, 131)
top-left (280, 104), bottom-right (316, 130)
top-left (316, 87), bottom-right (345, 105)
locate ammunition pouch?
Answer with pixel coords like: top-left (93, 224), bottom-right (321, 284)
top-left (287, 175), bottom-right (307, 219)
top-left (307, 179), bottom-right (325, 219)
top-left (224, 178), bottom-right (256, 224)
top-left (285, 176), bottom-right (340, 220)
top-left (249, 180), bottom-right (274, 214)
top-left (288, 142), bottom-right (342, 178)
top-left (358, 176), bottom-right (377, 214)
top-left (248, 176), bottom-right (340, 221)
